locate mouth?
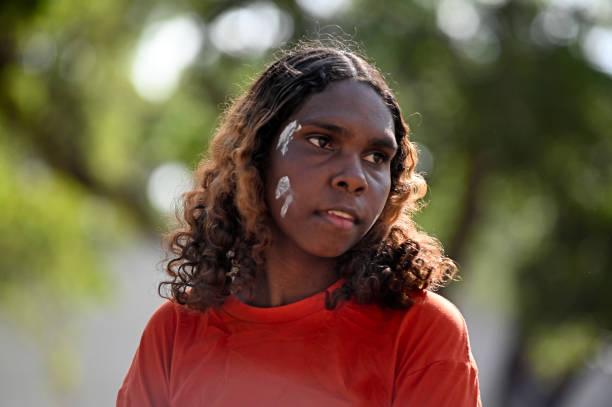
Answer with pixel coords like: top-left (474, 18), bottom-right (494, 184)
top-left (320, 209), bottom-right (358, 229)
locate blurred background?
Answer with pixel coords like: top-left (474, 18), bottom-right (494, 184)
top-left (1, 0), bottom-right (611, 406)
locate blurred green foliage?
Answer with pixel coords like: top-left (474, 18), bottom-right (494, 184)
top-left (1, 0), bottom-right (611, 401)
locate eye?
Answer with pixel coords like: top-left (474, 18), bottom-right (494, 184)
top-left (363, 151), bottom-right (390, 165)
top-left (307, 135), bottom-right (333, 150)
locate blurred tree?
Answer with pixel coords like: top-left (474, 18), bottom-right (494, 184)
top-left (1, 0), bottom-right (611, 404)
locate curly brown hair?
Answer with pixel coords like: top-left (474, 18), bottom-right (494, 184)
top-left (160, 44), bottom-right (457, 312)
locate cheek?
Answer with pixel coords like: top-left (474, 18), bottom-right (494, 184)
top-left (371, 173), bottom-right (392, 208)
top-left (365, 176), bottom-right (393, 226)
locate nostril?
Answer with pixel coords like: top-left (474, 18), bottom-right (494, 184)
top-left (333, 176), bottom-right (367, 194)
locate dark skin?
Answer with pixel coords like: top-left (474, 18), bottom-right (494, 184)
top-left (245, 80), bottom-right (397, 307)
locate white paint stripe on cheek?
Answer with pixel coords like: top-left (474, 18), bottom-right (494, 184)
top-left (276, 120), bottom-right (301, 156)
top-left (275, 176), bottom-right (290, 199)
top-left (280, 194), bottom-right (293, 218)
top-left (274, 176), bottom-right (294, 218)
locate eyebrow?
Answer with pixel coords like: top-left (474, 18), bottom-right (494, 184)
top-left (301, 120), bottom-right (398, 151)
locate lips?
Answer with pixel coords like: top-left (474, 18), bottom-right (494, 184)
top-left (320, 208), bottom-right (359, 229)
top-left (327, 209), bottom-right (355, 221)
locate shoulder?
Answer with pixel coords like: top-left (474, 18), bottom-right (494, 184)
top-left (392, 291), bottom-right (482, 405)
top-left (395, 290), bottom-right (473, 364)
top-left (146, 300), bottom-right (182, 329)
top-left (142, 300), bottom-right (202, 339)
top-left (144, 300), bottom-right (225, 347)
top-left (410, 290), bottom-right (468, 334)
top-left (137, 301), bottom-right (180, 348)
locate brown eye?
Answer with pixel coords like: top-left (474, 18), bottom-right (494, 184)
top-left (307, 135), bottom-right (332, 149)
top-left (363, 151), bottom-right (389, 165)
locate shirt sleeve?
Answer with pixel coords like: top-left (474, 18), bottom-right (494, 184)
top-left (117, 301), bottom-right (178, 407)
top-left (391, 292), bottom-right (482, 407)
top-left (392, 356), bottom-right (481, 406)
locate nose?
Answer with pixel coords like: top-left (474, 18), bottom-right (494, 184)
top-left (331, 154), bottom-right (368, 195)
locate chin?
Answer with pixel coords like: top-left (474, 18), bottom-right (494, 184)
top-left (308, 243), bottom-right (356, 259)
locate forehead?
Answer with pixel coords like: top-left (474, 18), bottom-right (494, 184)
top-left (289, 80), bottom-right (395, 141)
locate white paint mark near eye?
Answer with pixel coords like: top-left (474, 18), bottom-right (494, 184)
top-left (280, 194), bottom-right (293, 217)
top-left (275, 175), bottom-right (291, 199)
top-left (276, 120), bottom-right (301, 155)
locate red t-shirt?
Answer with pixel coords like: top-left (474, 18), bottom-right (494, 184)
top-left (117, 283), bottom-right (481, 406)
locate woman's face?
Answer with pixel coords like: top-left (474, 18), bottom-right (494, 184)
top-left (264, 80), bottom-right (397, 259)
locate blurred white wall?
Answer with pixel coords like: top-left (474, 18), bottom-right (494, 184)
top-left (0, 238), bottom-right (165, 407)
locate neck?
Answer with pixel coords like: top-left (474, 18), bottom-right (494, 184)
top-left (240, 241), bottom-right (338, 307)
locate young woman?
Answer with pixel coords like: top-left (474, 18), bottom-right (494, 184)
top-left (117, 45), bottom-right (481, 406)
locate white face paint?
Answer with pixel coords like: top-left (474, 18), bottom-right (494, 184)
top-left (276, 120), bottom-right (301, 156)
top-left (280, 194), bottom-right (293, 218)
top-left (274, 176), bottom-right (294, 218)
top-left (275, 175), bottom-right (290, 199)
